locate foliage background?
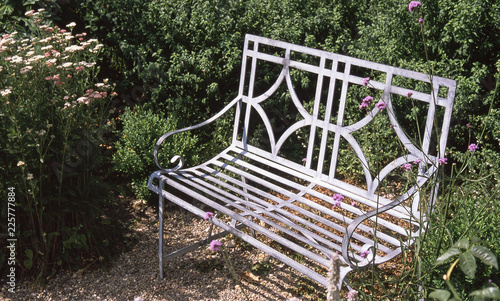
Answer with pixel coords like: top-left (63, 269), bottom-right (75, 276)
top-left (1, 0), bottom-right (499, 298)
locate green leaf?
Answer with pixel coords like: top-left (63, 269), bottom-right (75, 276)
top-left (24, 249), bottom-right (33, 260)
top-left (469, 287), bottom-right (500, 299)
top-left (436, 248), bottom-right (462, 265)
top-left (453, 238), bottom-right (470, 250)
top-left (470, 245), bottom-right (499, 269)
top-left (459, 251), bottom-right (477, 278)
top-left (23, 258), bottom-right (33, 269)
top-left (429, 289), bottom-right (451, 301)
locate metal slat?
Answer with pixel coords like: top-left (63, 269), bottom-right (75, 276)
top-left (162, 172), bottom-right (332, 268)
top-left (218, 151), bottom-right (411, 240)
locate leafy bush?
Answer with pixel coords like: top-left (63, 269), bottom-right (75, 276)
top-left (0, 8), bottom-right (119, 282)
top-left (113, 107), bottom-right (199, 201)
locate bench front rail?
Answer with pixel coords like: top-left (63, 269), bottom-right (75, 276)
top-left (148, 34), bottom-right (456, 288)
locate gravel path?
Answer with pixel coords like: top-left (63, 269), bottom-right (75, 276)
top-left (2, 199), bottom-right (324, 301)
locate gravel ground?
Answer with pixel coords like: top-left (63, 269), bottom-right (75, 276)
top-left (2, 199), bottom-right (324, 301)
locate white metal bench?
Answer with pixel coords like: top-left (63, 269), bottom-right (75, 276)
top-left (147, 34), bottom-right (456, 288)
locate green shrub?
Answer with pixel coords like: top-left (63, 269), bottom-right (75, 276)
top-left (113, 107), bottom-right (199, 200)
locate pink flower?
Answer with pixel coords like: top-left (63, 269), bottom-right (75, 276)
top-left (438, 157), bottom-right (447, 165)
top-left (466, 123), bottom-right (471, 128)
top-left (360, 250), bottom-right (371, 258)
top-left (44, 52), bottom-right (50, 57)
top-left (401, 163), bottom-right (412, 172)
top-left (210, 240), bottom-right (222, 251)
top-left (332, 193), bottom-right (344, 202)
top-left (362, 96), bottom-right (373, 104)
top-left (67, 74), bottom-right (72, 79)
top-left (55, 80), bottom-right (64, 86)
top-left (407, 91), bottom-right (413, 98)
top-left (302, 158), bottom-right (307, 162)
top-left (418, 18), bottom-right (423, 24)
top-left (375, 100), bottom-right (386, 110)
top-left (468, 143), bottom-right (479, 152)
top-left (347, 290), bottom-right (359, 301)
top-left (408, 1), bottom-right (422, 12)
top-left (332, 193), bottom-right (344, 208)
top-left (413, 159), bottom-right (422, 165)
top-left (362, 77), bottom-right (370, 86)
top-left (75, 66), bottom-right (84, 71)
top-left (351, 202), bottom-right (356, 207)
top-left (360, 96), bottom-right (373, 110)
top-left (46, 27), bottom-right (53, 33)
top-left (204, 211), bottom-right (214, 220)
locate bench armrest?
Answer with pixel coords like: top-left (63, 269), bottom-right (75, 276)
top-left (154, 96), bottom-right (241, 172)
top-left (341, 166), bottom-right (438, 268)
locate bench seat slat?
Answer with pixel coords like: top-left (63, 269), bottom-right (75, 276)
top-left (217, 149), bottom-right (415, 238)
top-left (193, 163), bottom-right (395, 255)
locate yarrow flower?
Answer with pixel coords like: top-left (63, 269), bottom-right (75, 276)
top-left (1, 88), bottom-right (12, 97)
top-left (204, 211), bottom-right (214, 220)
top-left (408, 1), bottom-right (422, 12)
top-left (468, 143), bottom-right (479, 152)
top-left (438, 157), bottom-right (447, 165)
top-left (362, 77), bottom-right (370, 86)
top-left (375, 100), bottom-right (386, 110)
top-left (210, 240), bottom-right (222, 251)
top-left (17, 161), bottom-right (25, 167)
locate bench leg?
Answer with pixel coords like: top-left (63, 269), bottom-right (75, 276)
top-left (159, 180), bottom-right (165, 279)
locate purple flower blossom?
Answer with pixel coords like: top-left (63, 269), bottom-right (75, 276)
top-left (360, 250), bottom-right (371, 258)
top-left (332, 193), bottom-right (344, 202)
top-left (375, 100), bottom-right (386, 110)
top-left (466, 123), bottom-right (471, 128)
top-left (407, 91), bottom-right (413, 98)
top-left (362, 77), bottom-right (370, 86)
top-left (360, 95), bottom-right (374, 110)
top-left (468, 143), bottom-right (479, 152)
top-left (418, 18), bottom-right (423, 24)
top-left (362, 96), bottom-right (373, 104)
top-left (438, 157), bottom-right (447, 165)
top-left (332, 193), bottom-right (344, 208)
top-left (204, 211), bottom-right (214, 221)
top-left (347, 290), bottom-right (359, 301)
top-left (302, 158), bottom-right (307, 162)
top-left (210, 240), bottom-right (222, 251)
top-left (351, 202), bottom-right (356, 207)
top-left (408, 1), bottom-right (422, 12)
top-left (413, 159), bottom-right (422, 165)
top-left (401, 163), bottom-right (412, 172)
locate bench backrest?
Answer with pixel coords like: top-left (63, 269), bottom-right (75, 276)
top-left (232, 34), bottom-right (455, 217)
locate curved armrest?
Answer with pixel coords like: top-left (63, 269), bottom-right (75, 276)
top-left (154, 96), bottom-right (242, 172)
top-left (340, 167), bottom-right (438, 268)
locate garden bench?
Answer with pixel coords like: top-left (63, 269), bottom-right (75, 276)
top-left (147, 34), bottom-right (456, 288)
